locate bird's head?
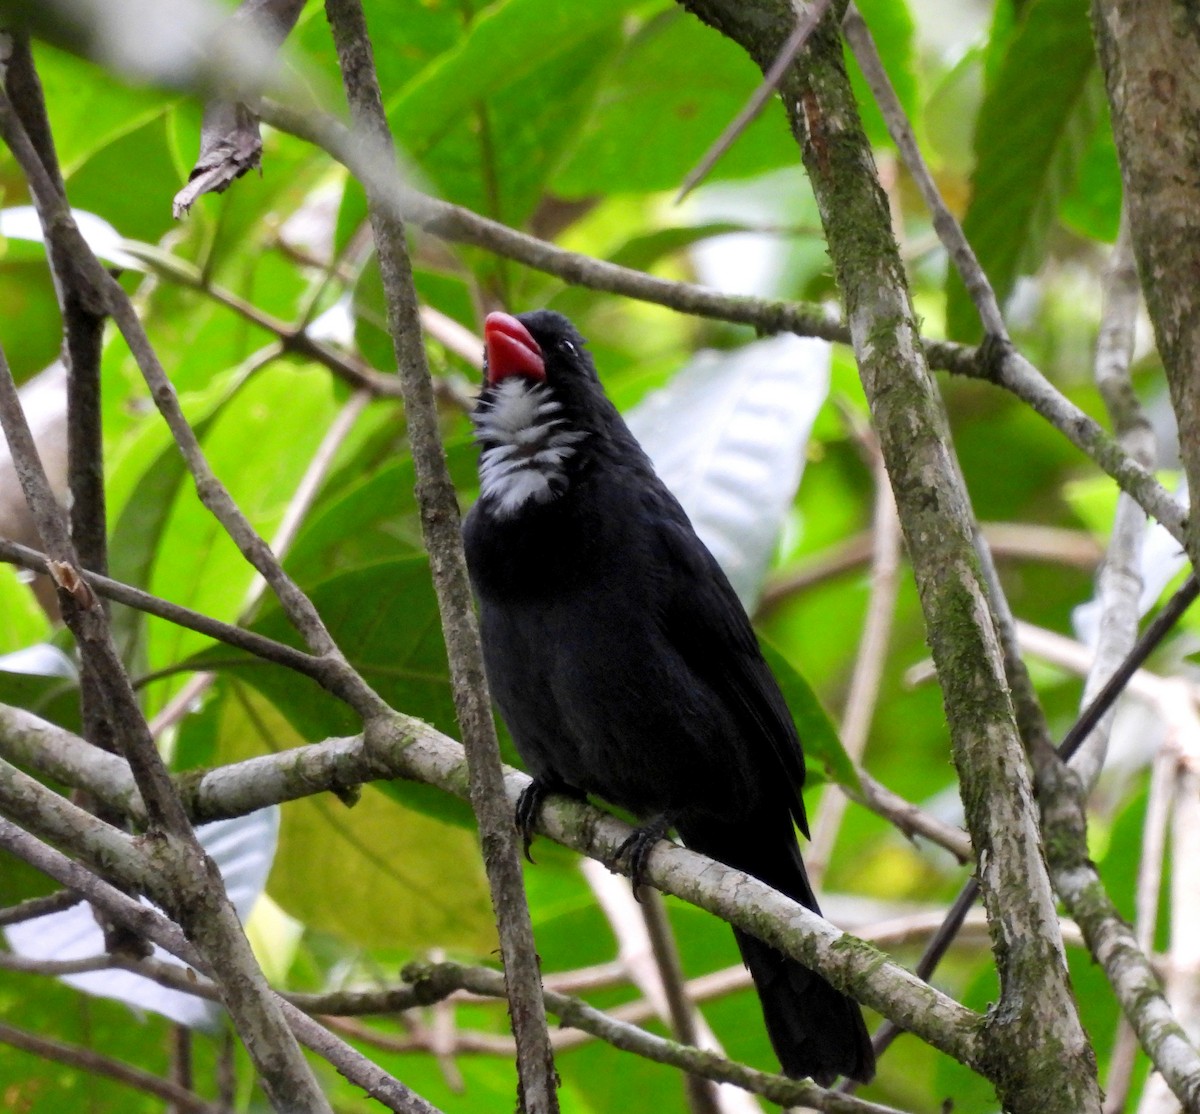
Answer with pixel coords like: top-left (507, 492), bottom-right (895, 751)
top-left (471, 310), bottom-right (608, 517)
top-left (481, 309), bottom-right (604, 397)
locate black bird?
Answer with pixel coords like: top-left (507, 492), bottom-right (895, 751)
top-left (462, 309), bottom-right (875, 1085)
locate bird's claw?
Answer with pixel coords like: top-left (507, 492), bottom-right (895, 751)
top-left (515, 777), bottom-right (582, 863)
top-left (615, 814), bottom-right (673, 897)
top-left (514, 779), bottom-right (550, 863)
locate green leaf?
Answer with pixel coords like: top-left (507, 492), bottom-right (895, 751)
top-left (389, 0), bottom-right (634, 157)
top-left (137, 363), bottom-right (342, 685)
top-left (414, 27), bottom-right (623, 232)
top-left (0, 261), bottom-right (63, 381)
top-left (284, 440), bottom-right (479, 587)
top-left (32, 42), bottom-right (176, 174)
top-left (760, 641), bottom-right (859, 791)
top-left (1059, 86), bottom-right (1122, 243)
top-left (0, 566), bottom-right (51, 653)
top-left (553, 9), bottom-right (798, 197)
top-left (946, 0), bottom-right (1097, 341)
top-left (64, 110), bottom-right (183, 245)
top-left (106, 369), bottom-right (255, 663)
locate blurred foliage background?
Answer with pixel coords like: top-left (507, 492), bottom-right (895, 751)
top-left (0, 0), bottom-right (1188, 1110)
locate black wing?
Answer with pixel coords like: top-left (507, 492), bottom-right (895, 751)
top-left (646, 493), bottom-right (810, 837)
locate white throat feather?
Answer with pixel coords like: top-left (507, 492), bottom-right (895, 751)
top-left (473, 378), bottom-right (586, 518)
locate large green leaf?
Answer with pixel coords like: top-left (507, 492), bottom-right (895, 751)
top-left (410, 27), bottom-right (622, 231)
top-left (32, 41), bottom-right (176, 174)
top-left (283, 440), bottom-right (479, 587)
top-left (388, 0), bottom-right (635, 156)
top-left (554, 9), bottom-right (798, 196)
top-left (946, 0), bottom-right (1097, 341)
top-left (106, 367), bottom-right (260, 664)
top-left (134, 363), bottom-right (343, 695)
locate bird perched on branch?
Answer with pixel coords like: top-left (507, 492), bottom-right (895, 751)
top-left (462, 309), bottom-right (875, 1085)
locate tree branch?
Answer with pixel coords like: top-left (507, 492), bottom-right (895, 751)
top-left (668, 4), bottom-right (1098, 1110)
top-left (0, 536), bottom-right (326, 681)
top-left (253, 100), bottom-right (1183, 545)
top-left (0, 1018), bottom-right (223, 1114)
top-left (0, 701), bottom-right (982, 1069)
top-left (321, 3), bottom-right (559, 1111)
top-left (403, 961), bottom-right (907, 1114)
top-left (0, 817), bottom-right (443, 1114)
top-left (1092, 0), bottom-right (1200, 567)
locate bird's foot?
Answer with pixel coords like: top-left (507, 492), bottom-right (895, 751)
top-left (615, 814), bottom-right (675, 896)
top-left (514, 777), bottom-right (577, 863)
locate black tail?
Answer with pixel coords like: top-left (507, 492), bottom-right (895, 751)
top-left (676, 817), bottom-right (875, 1086)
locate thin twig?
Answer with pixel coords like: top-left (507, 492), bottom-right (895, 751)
top-left (808, 434), bottom-right (901, 881)
top-left (402, 961), bottom-right (906, 1114)
top-left (0, 1019), bottom-right (225, 1113)
top-left (4, 35), bottom-right (115, 770)
top-left (582, 859), bottom-right (741, 1114)
top-left (0, 888), bottom-right (83, 926)
top-left (0, 536), bottom-right (323, 679)
top-left (847, 771), bottom-right (972, 864)
top-left (0, 952), bottom-right (116, 976)
top-left (841, 5), bottom-right (1006, 337)
top-left (676, 0), bottom-right (833, 201)
top-left (758, 522), bottom-right (1103, 616)
top-left (120, 241), bottom-right (406, 399)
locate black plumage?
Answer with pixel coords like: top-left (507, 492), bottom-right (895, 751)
top-left (462, 309), bottom-right (875, 1085)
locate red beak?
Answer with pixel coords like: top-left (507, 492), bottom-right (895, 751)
top-left (484, 312), bottom-right (545, 384)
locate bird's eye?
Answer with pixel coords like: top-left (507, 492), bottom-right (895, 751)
top-left (559, 340), bottom-right (576, 356)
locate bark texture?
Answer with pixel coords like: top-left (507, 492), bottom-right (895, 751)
top-left (1093, 0), bottom-right (1200, 562)
top-left (675, 2), bottom-right (1100, 1110)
